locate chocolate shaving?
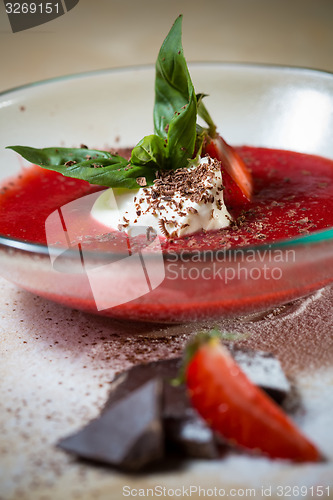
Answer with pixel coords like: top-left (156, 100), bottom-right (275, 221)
top-left (136, 177), bottom-right (147, 187)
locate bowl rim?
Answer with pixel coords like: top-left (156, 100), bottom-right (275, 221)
top-left (1, 61), bottom-right (333, 260)
top-left (1, 60), bottom-right (333, 97)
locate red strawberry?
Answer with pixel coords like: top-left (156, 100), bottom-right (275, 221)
top-left (185, 334), bottom-right (321, 462)
top-left (204, 136), bottom-right (253, 207)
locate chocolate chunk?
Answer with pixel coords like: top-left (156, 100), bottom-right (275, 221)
top-left (228, 345), bottom-right (290, 404)
top-left (104, 358), bottom-right (181, 411)
top-left (163, 382), bottom-right (219, 459)
top-left (165, 416), bottom-right (219, 459)
top-left (58, 379), bottom-right (163, 471)
top-left (102, 358), bottom-right (218, 459)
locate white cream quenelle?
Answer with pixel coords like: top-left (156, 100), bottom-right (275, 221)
top-left (91, 156), bottom-right (232, 238)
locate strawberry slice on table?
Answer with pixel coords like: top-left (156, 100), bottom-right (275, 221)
top-left (185, 333), bottom-right (321, 463)
top-left (204, 135), bottom-right (253, 207)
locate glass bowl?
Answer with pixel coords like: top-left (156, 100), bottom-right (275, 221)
top-left (0, 63), bottom-right (333, 322)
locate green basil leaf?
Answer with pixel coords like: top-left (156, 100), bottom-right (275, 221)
top-left (154, 15), bottom-right (197, 169)
top-left (7, 145), bottom-right (122, 168)
top-left (154, 17), bottom-right (195, 131)
top-left (130, 134), bottom-right (166, 170)
top-left (166, 89), bottom-right (197, 169)
top-left (6, 146), bottom-right (155, 189)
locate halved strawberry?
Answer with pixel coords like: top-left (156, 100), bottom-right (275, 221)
top-left (185, 334), bottom-right (321, 462)
top-left (204, 136), bottom-right (253, 206)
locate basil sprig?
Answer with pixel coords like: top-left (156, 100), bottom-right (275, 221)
top-left (7, 16), bottom-right (214, 189)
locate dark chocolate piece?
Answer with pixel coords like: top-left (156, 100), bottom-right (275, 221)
top-left (58, 379), bottom-right (163, 471)
top-left (165, 416), bottom-right (219, 459)
top-left (228, 345), bottom-right (290, 404)
top-left (103, 357), bottom-right (182, 412)
top-left (103, 357), bottom-right (218, 459)
top-left (163, 381), bottom-right (220, 458)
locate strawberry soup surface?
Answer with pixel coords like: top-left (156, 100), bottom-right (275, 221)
top-left (1, 146), bottom-right (333, 251)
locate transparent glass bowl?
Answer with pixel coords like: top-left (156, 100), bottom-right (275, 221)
top-left (1, 63), bottom-right (333, 322)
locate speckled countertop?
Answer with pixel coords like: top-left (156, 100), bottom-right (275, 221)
top-left (1, 1), bottom-right (333, 499)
